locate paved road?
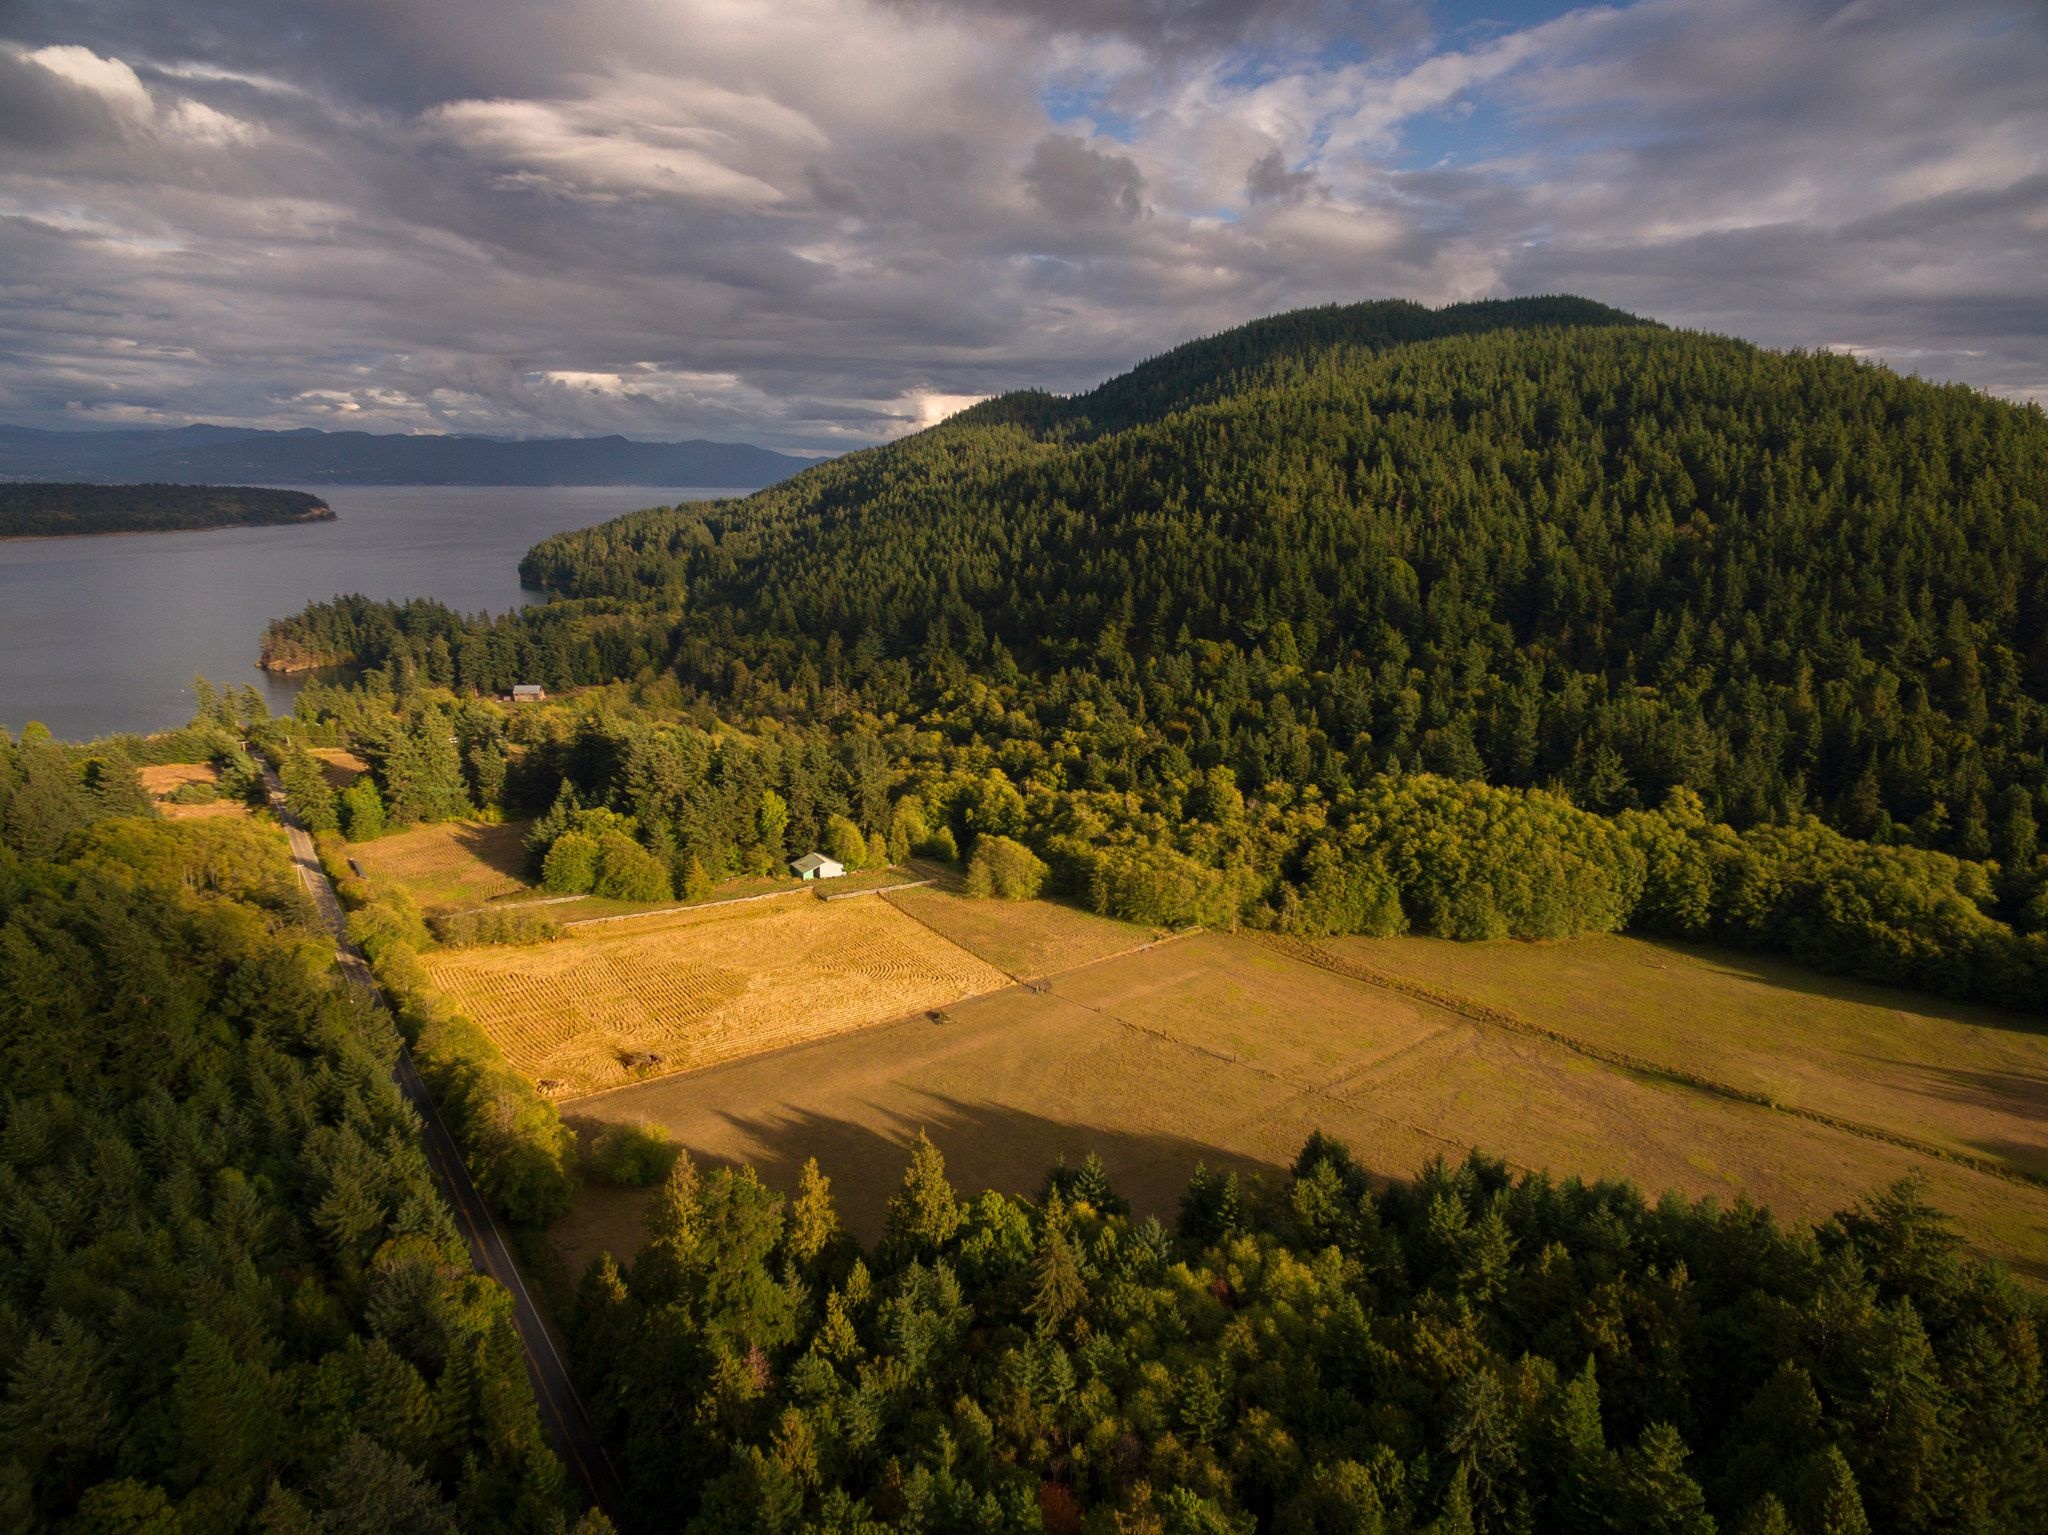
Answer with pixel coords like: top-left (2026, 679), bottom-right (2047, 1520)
top-left (263, 768), bottom-right (624, 1518)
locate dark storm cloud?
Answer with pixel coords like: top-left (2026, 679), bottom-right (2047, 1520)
top-left (0, 47), bottom-right (132, 151)
top-left (0, 0), bottom-right (2041, 449)
top-left (1022, 134), bottom-right (1149, 223)
top-left (1245, 149), bottom-right (1314, 205)
top-left (877, 0), bottom-right (1419, 54)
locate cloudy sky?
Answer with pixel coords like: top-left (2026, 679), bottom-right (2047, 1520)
top-left (1, 0), bottom-right (2042, 452)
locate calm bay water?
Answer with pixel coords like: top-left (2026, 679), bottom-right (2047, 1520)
top-left (0, 484), bottom-right (731, 741)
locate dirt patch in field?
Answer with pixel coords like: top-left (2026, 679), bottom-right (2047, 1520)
top-left (547, 932), bottom-right (2048, 1286)
top-left (140, 762), bottom-right (217, 797)
top-left (139, 762), bottom-right (248, 820)
top-left (308, 747), bottom-right (369, 790)
top-left (427, 894), bottom-right (1012, 1096)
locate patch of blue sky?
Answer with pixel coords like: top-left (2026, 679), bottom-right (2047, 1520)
top-left (1391, 96), bottom-right (1519, 170)
top-left (1277, 0), bottom-right (1591, 75)
top-left (1426, 0), bottom-right (1600, 40)
top-left (1038, 81), bottom-right (1143, 143)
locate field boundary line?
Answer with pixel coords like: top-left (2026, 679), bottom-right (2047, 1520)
top-left (1250, 933), bottom-right (2048, 1196)
top-left (821, 877), bottom-right (933, 902)
top-left (1039, 967), bottom-right (1483, 1162)
top-left (558, 873), bottom-right (928, 929)
top-left (551, 926), bottom-right (1197, 1108)
top-left (1022, 927), bottom-right (1198, 986)
top-left (877, 886), bottom-right (1028, 979)
top-left (876, 887), bottom-right (1192, 985)
top-left (560, 885), bottom-right (811, 927)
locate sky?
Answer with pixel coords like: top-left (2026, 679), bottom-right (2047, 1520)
top-left (0, 0), bottom-right (2042, 452)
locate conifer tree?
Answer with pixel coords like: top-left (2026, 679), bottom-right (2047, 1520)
top-left (1542, 1358), bottom-right (1613, 1532)
top-left (1027, 1223), bottom-right (1088, 1338)
top-left (1791, 1448), bottom-right (1872, 1535)
top-left (786, 1157), bottom-right (840, 1271)
top-left (884, 1132), bottom-right (960, 1260)
top-left (171, 1323), bottom-right (279, 1495)
top-left (1732, 1494), bottom-right (1796, 1535)
top-left (1617, 1423), bottom-right (1715, 1535)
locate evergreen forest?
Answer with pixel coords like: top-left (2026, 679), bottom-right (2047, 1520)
top-left (0, 726), bottom-right (602, 1533)
top-left (572, 1131), bottom-right (2048, 1535)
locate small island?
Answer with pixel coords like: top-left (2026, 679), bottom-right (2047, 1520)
top-left (0, 481), bottom-right (334, 539)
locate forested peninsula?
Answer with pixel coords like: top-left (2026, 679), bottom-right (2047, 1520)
top-left (0, 481), bottom-right (332, 538)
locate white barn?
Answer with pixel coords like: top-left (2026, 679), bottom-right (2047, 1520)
top-left (790, 851), bottom-right (845, 881)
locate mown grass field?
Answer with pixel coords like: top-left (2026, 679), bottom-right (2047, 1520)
top-left (349, 819), bottom-right (532, 908)
top-left (549, 930), bottom-right (2048, 1285)
top-left (1311, 933), bottom-right (2048, 1182)
top-left (425, 892), bottom-right (1011, 1096)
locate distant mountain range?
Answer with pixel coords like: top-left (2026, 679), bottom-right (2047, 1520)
top-left (0, 423), bottom-right (822, 487)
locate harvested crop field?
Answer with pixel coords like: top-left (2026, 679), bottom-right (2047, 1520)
top-left (350, 819), bottom-right (531, 908)
top-left (549, 931), bottom-right (2048, 1283)
top-left (427, 893), bottom-right (1012, 1096)
top-left (882, 884), bottom-right (1161, 977)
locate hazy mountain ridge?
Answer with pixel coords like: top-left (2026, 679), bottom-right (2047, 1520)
top-left (0, 422), bottom-right (821, 486)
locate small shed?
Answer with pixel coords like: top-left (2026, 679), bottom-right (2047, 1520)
top-left (511, 683), bottom-right (546, 702)
top-left (790, 851), bottom-right (845, 881)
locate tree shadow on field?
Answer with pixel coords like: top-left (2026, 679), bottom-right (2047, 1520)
top-left (450, 819), bottom-right (530, 879)
top-left (1634, 936), bottom-right (2048, 1039)
top-left (1849, 1055), bottom-right (2048, 1138)
top-left (562, 1092), bottom-right (1288, 1245)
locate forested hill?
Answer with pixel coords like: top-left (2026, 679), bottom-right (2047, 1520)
top-left (516, 297), bottom-right (2048, 858)
top-left (1028, 293), bottom-right (1650, 435)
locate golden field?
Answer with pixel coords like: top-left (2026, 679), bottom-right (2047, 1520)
top-left (349, 819), bottom-right (531, 908)
top-left (881, 883), bottom-right (1162, 978)
top-left (424, 892), bottom-right (1011, 1096)
top-left (549, 929), bottom-right (2048, 1283)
